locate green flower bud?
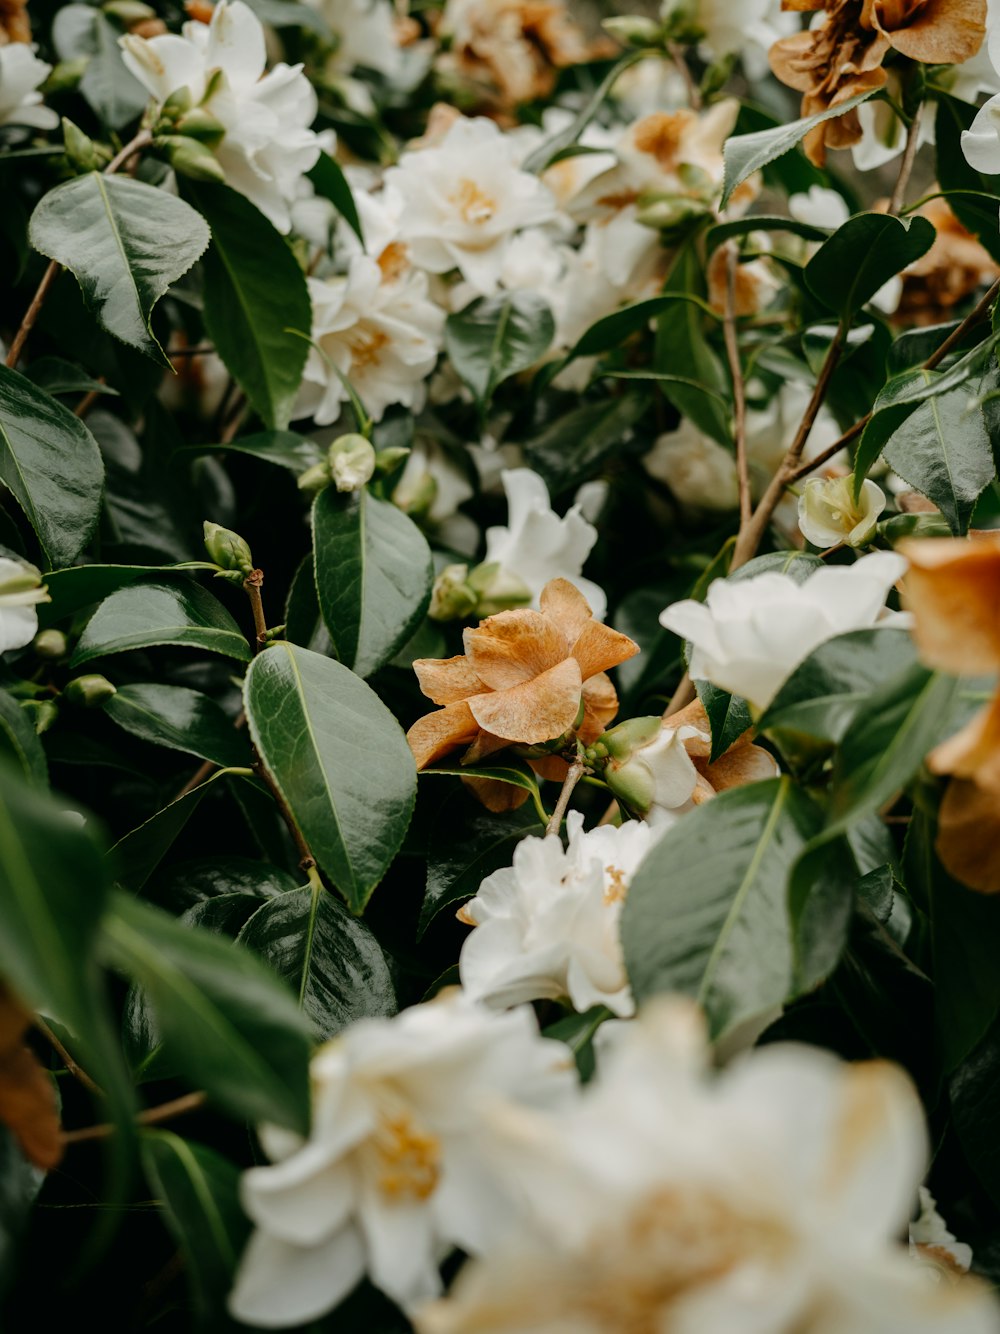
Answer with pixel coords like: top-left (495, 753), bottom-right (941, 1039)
top-left (429, 564), bottom-right (478, 622)
top-left (297, 461), bottom-right (332, 495)
top-left (22, 699), bottom-right (59, 735)
top-left (160, 86), bottom-right (194, 120)
top-left (158, 134), bottom-right (226, 183)
top-left (46, 57), bottom-right (89, 94)
top-left (65, 674), bottom-right (117, 707)
top-left (634, 193), bottom-right (708, 235)
top-left (467, 562), bottom-right (532, 618)
top-left (598, 716), bottom-right (664, 763)
top-left (329, 434), bottom-right (376, 492)
top-left (203, 521), bottom-right (255, 576)
top-left (602, 15), bottom-right (664, 46)
top-left (393, 470), bottom-right (437, 519)
top-left (374, 445), bottom-right (411, 476)
top-left (103, 0), bottom-right (157, 22)
top-left (175, 108), bottom-right (226, 146)
top-left (33, 629), bottom-right (68, 660)
top-left (62, 117), bottom-right (104, 173)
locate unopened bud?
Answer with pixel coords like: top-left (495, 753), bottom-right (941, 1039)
top-left (175, 107), bottom-right (226, 146)
top-left (65, 674), bottom-right (117, 707)
top-left (635, 193), bottom-right (708, 234)
top-left (159, 85), bottom-right (194, 119)
top-left (602, 15), bottom-right (663, 46)
top-left (33, 629), bottom-right (68, 660)
top-left (467, 562), bottom-right (532, 617)
top-left (203, 521), bottom-right (254, 576)
top-left (599, 715), bottom-right (703, 816)
top-left (393, 470), bottom-right (436, 519)
top-left (374, 445), bottom-right (411, 477)
top-left (297, 461), bottom-right (332, 495)
top-left (158, 134), bottom-right (226, 183)
top-left (47, 57), bottom-right (89, 93)
top-left (22, 699), bottom-right (59, 735)
top-left (429, 564), bottom-right (478, 622)
top-left (329, 434), bottom-right (376, 492)
top-left (104, 0), bottom-right (157, 22)
top-left (62, 117), bottom-right (104, 173)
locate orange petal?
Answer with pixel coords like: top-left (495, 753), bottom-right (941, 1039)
top-left (706, 742), bottom-right (781, 792)
top-left (413, 654), bottom-right (485, 705)
top-left (570, 619), bottom-right (640, 680)
top-left (407, 700), bottom-right (481, 769)
top-left (937, 775), bottom-right (1000, 893)
top-left (461, 775), bottom-right (531, 813)
top-left (929, 694), bottom-right (1000, 785)
top-left (464, 609), bottom-right (568, 690)
top-left (461, 729), bottom-right (511, 765)
top-left (878, 0), bottom-right (985, 64)
top-left (469, 656), bottom-right (583, 743)
top-left (0, 986), bottom-right (62, 1171)
top-left (539, 578), bottom-right (593, 643)
top-left (580, 672), bottom-right (618, 742)
top-left (530, 754), bottom-right (569, 782)
top-left (900, 534), bottom-right (1000, 675)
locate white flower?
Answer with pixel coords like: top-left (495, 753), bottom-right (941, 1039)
top-left (0, 557), bottom-right (48, 654)
top-left (121, 0), bottom-right (320, 233)
top-left (416, 1000), bottom-right (1000, 1334)
top-left (384, 117), bottom-right (557, 295)
top-left (852, 84), bottom-right (934, 173)
top-left (644, 421), bottom-right (740, 512)
top-left (910, 1186), bottom-right (974, 1282)
top-left (660, 551), bottom-right (908, 712)
top-left (660, 0), bottom-right (787, 59)
top-left (788, 185), bottom-right (850, 230)
top-left (484, 468), bottom-right (606, 620)
top-left (307, 0), bottom-right (404, 79)
top-left (963, 92), bottom-right (1000, 179)
top-left (459, 812), bottom-right (654, 1018)
top-left (229, 991), bottom-right (576, 1326)
top-left (0, 44), bottom-right (58, 130)
top-left (293, 256), bottom-right (445, 426)
top-left (394, 439), bottom-right (475, 525)
top-left (798, 476), bottom-right (886, 550)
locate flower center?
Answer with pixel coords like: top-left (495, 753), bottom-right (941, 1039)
top-left (377, 241), bottom-right (409, 282)
top-left (348, 326), bottom-right (390, 370)
top-left (603, 865), bottom-right (628, 905)
top-left (632, 112), bottom-right (694, 171)
top-left (450, 178), bottom-right (498, 225)
top-left (373, 1111), bottom-right (441, 1202)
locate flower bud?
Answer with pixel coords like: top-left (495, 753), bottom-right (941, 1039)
top-left (601, 15), bottom-right (664, 46)
top-left (328, 434), bottom-right (376, 492)
top-left (175, 107), bottom-right (226, 146)
top-left (103, 0), bottom-right (157, 23)
top-left (798, 476), bottom-right (885, 550)
top-left (429, 564), bottom-right (478, 622)
top-left (466, 561), bottom-right (532, 617)
top-left (203, 521), bottom-right (254, 576)
top-left (393, 469), bottom-right (437, 519)
top-left (22, 699), bottom-right (59, 735)
top-left (63, 117), bottom-right (104, 173)
top-left (599, 715), bottom-right (704, 815)
top-left (158, 134), bottom-right (227, 183)
top-left (47, 57), bottom-right (90, 94)
top-left (297, 461), bottom-right (332, 495)
top-left (64, 674), bottom-right (117, 707)
top-left (33, 629), bottom-right (68, 660)
top-left (374, 445), bottom-right (411, 477)
top-left (634, 193), bottom-right (708, 236)
top-left (158, 83), bottom-right (194, 119)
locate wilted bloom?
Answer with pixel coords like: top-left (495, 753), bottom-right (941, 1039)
top-left (385, 117), bottom-right (557, 295)
top-left (0, 557), bottom-right (49, 654)
top-left (415, 999), bottom-right (1000, 1334)
top-left (898, 197), bottom-right (1000, 324)
top-left (121, 0), bottom-right (320, 231)
top-left (458, 812), bottom-right (654, 1017)
top-left (229, 991), bottom-right (576, 1325)
top-left (406, 577), bottom-right (637, 769)
top-left (0, 43), bottom-right (57, 129)
top-left (484, 468), bottom-right (606, 619)
top-left (660, 551), bottom-right (908, 711)
top-left (293, 257), bottom-right (445, 426)
top-left (798, 475), bottom-right (886, 548)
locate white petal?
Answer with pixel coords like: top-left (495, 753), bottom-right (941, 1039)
top-left (227, 1224), bottom-right (364, 1327)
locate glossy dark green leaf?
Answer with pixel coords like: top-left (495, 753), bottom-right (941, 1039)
top-left (183, 181), bottom-right (311, 430)
top-left (721, 87), bottom-right (878, 208)
top-left (244, 643), bottom-right (416, 912)
top-left (571, 293), bottom-right (717, 361)
top-left (525, 390), bottom-right (647, 495)
top-left (307, 152), bottom-right (363, 244)
top-left (238, 884), bottom-right (396, 1039)
top-left (102, 891), bottom-right (312, 1132)
top-left (694, 681), bottom-right (752, 765)
top-left (0, 364), bottom-right (104, 568)
top-left (950, 1016), bottom-right (1000, 1208)
top-left (420, 796), bottom-right (544, 935)
top-left (935, 94), bottom-right (1000, 266)
top-left (71, 578), bottom-right (252, 666)
top-left (622, 778), bottom-right (822, 1038)
top-left (420, 758), bottom-right (545, 822)
top-left (142, 1130), bottom-right (251, 1328)
top-left (111, 769), bottom-right (232, 891)
top-left (804, 212), bottom-right (934, 318)
top-left (446, 292), bottom-right (555, 411)
top-left (706, 214), bottom-right (830, 252)
top-left (103, 683), bottom-right (250, 769)
top-left (761, 628), bottom-right (917, 745)
top-left (788, 836), bottom-right (856, 994)
top-left (39, 562), bottom-right (192, 625)
top-left (654, 244), bottom-right (730, 444)
top-left (0, 690), bottom-right (47, 790)
top-left (313, 488), bottom-right (433, 678)
top-left (25, 356), bottom-right (120, 398)
top-left (29, 175), bottom-right (210, 367)
top-left (183, 430), bottom-right (324, 475)
top-left (151, 856), bottom-right (299, 911)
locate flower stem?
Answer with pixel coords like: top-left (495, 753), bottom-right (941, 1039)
top-left (723, 243), bottom-right (752, 529)
top-left (61, 1091), bottom-right (207, 1146)
top-left (887, 104), bottom-right (923, 218)
top-left (35, 1017), bottom-right (102, 1095)
top-left (545, 760), bottom-right (586, 838)
top-left (242, 571), bottom-right (269, 654)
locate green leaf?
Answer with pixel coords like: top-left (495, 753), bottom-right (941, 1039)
top-left (804, 212), bottom-right (935, 318)
top-left (571, 293), bottom-right (718, 361)
top-left (183, 181), bottom-right (311, 430)
top-left (182, 430), bottom-right (324, 476)
top-left (705, 215), bottom-right (831, 252)
top-left (150, 856), bottom-right (299, 912)
top-left (525, 390), bottom-right (647, 495)
top-left (39, 562), bottom-right (194, 625)
top-left (522, 51), bottom-right (646, 173)
top-left (0, 691), bottom-right (47, 791)
top-left (420, 758), bottom-right (546, 823)
top-left (446, 292), bottom-right (554, 412)
top-left (653, 244), bottom-right (730, 444)
top-left (71, 578), bottom-right (252, 666)
top-left (102, 891), bottom-right (312, 1132)
top-left (102, 683), bottom-right (251, 769)
top-left (695, 681), bottom-right (753, 765)
top-left (306, 152), bottom-right (363, 244)
top-left (882, 374), bottom-right (995, 534)
top-left (26, 356), bottom-right (120, 398)
top-left (788, 836), bottom-right (856, 994)
top-left (621, 778), bottom-right (822, 1038)
top-left (935, 95), bottom-right (1000, 266)
top-left (111, 769), bottom-right (233, 891)
top-left (721, 87), bottom-right (879, 209)
top-left (29, 175), bottom-right (210, 367)
top-left (421, 796), bottom-right (544, 936)
top-left (141, 1130), bottom-right (250, 1329)
top-left (761, 628), bottom-right (918, 745)
top-left (0, 364), bottom-right (105, 568)
top-left (77, 10), bottom-right (149, 130)
top-left (238, 884), bottom-right (396, 1039)
top-left (313, 488), bottom-right (433, 678)
top-left (244, 643), bottom-right (416, 913)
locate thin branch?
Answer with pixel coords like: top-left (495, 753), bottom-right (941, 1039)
top-left (242, 571), bottom-right (268, 653)
top-left (35, 1017), bottom-right (102, 1095)
top-left (887, 104), bottom-right (923, 217)
top-left (545, 760), bottom-right (586, 838)
top-left (167, 344), bottom-right (214, 359)
top-left (62, 1091), bottom-right (207, 1146)
top-left (723, 244), bottom-right (752, 528)
top-left (924, 275), bottom-right (1000, 371)
top-left (667, 40), bottom-right (701, 110)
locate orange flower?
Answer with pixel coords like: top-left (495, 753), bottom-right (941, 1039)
top-left (897, 198), bottom-right (999, 326)
top-left (770, 0), bottom-right (985, 165)
top-left (0, 0), bottom-right (30, 43)
top-left (407, 578), bottom-right (638, 771)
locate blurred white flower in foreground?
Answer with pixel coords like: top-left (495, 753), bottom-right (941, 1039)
top-left (121, 0), bottom-right (320, 232)
top-left (484, 467), bottom-right (606, 619)
top-left (0, 44), bottom-right (58, 130)
top-left (229, 992), bottom-right (576, 1325)
top-left (294, 256), bottom-right (445, 426)
top-left (910, 1186), bottom-right (975, 1283)
top-left (459, 812), bottom-right (654, 1017)
top-left (416, 1000), bottom-right (1000, 1334)
top-left (0, 557), bottom-right (49, 653)
top-left (385, 117), bottom-right (557, 294)
top-left (798, 476), bottom-right (886, 550)
top-left (660, 551), bottom-right (908, 712)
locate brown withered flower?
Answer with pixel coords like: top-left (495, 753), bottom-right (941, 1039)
top-left (770, 0), bottom-right (986, 166)
top-left (407, 578), bottom-right (638, 773)
top-left (0, 0), bottom-right (31, 44)
top-left (900, 533), bottom-right (1000, 892)
top-left (896, 197), bottom-right (999, 325)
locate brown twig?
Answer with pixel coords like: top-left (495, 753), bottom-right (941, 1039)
top-left (545, 760), bottom-right (586, 838)
top-left (243, 571), bottom-right (268, 653)
top-left (61, 1091), bottom-right (207, 1146)
top-left (35, 1017), bottom-right (102, 1095)
top-left (73, 377), bottom-right (106, 420)
top-left (723, 244), bottom-right (752, 529)
top-left (887, 104), bottom-right (923, 217)
top-left (172, 711), bottom-right (247, 801)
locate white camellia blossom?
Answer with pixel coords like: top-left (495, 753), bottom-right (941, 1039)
top-left (0, 44), bottom-right (58, 130)
top-left (229, 991), bottom-right (577, 1326)
top-left (0, 557), bottom-right (49, 653)
top-left (384, 117), bottom-right (557, 295)
top-left (458, 812), bottom-right (654, 1017)
top-left (798, 476), bottom-right (887, 550)
top-left (788, 184), bottom-right (850, 230)
top-left (121, 0), bottom-right (320, 232)
top-left (293, 256), bottom-right (445, 426)
top-left (306, 0), bottom-right (405, 79)
top-left (416, 999), bottom-right (1000, 1334)
top-left (483, 467), bottom-right (606, 619)
top-left (644, 421), bottom-right (740, 511)
top-left (660, 551), bottom-right (908, 712)
top-left (660, 0), bottom-right (788, 59)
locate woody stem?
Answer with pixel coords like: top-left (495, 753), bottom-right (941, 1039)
top-left (887, 103), bottom-right (923, 218)
top-left (545, 760), bottom-right (586, 838)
